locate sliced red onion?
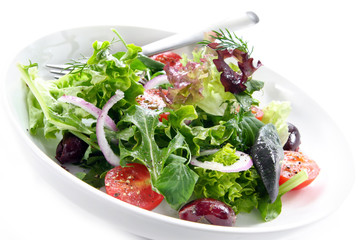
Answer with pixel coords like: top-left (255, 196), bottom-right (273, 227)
top-left (96, 90), bottom-right (124, 166)
top-left (143, 74), bottom-right (169, 89)
top-left (59, 95), bottom-right (118, 131)
top-left (190, 150), bottom-right (253, 172)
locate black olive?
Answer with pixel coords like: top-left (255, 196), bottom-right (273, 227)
top-left (283, 122), bottom-right (301, 151)
top-left (55, 132), bottom-right (88, 164)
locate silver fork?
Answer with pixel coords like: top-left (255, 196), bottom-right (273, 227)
top-left (46, 64), bottom-right (75, 79)
top-left (46, 11), bottom-right (259, 78)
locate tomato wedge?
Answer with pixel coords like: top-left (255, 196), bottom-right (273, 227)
top-left (105, 163), bottom-right (164, 210)
top-left (279, 151), bottom-right (320, 190)
top-left (150, 51), bottom-right (182, 66)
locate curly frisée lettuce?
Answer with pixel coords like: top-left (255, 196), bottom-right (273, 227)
top-left (192, 144), bottom-right (261, 214)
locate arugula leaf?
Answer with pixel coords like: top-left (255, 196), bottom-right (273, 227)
top-left (76, 159), bottom-right (112, 188)
top-left (168, 105), bottom-right (201, 155)
top-left (74, 148), bottom-right (113, 188)
top-left (118, 106), bottom-right (162, 173)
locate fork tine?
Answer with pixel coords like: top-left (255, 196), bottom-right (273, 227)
top-left (48, 68), bottom-right (71, 75)
top-left (52, 74), bottom-right (64, 79)
top-left (46, 64), bottom-right (73, 70)
top-left (46, 63), bottom-right (71, 69)
top-left (46, 64), bottom-right (73, 78)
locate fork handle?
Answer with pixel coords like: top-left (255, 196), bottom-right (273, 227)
top-left (141, 11), bottom-right (259, 56)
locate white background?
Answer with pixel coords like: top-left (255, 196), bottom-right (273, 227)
top-left (1, 0), bottom-right (357, 239)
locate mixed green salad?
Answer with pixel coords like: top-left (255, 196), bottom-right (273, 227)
top-left (18, 29), bottom-right (319, 226)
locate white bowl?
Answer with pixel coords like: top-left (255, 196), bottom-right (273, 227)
top-left (3, 25), bottom-right (354, 240)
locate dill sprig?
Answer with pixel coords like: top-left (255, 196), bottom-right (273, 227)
top-left (199, 28), bottom-right (253, 55)
top-left (61, 29), bottom-right (129, 76)
top-left (63, 56), bottom-right (88, 75)
top-left (63, 35), bottom-right (121, 75)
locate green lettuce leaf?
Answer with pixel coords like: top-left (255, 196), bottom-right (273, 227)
top-left (19, 63), bottom-right (94, 138)
top-left (261, 101), bottom-right (291, 145)
top-left (168, 105), bottom-right (236, 155)
top-left (19, 36), bottom-right (145, 139)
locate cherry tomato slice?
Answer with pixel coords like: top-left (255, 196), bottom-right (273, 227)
top-left (136, 89), bottom-right (170, 122)
top-left (136, 89), bottom-right (167, 110)
top-left (105, 163), bottom-right (164, 210)
top-left (279, 151), bottom-right (320, 190)
top-left (159, 112), bottom-right (170, 122)
top-left (150, 51), bottom-right (182, 66)
top-left (251, 106), bottom-right (264, 121)
top-left (236, 105), bottom-right (264, 120)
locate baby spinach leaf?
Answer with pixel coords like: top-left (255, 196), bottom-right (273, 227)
top-left (258, 194), bottom-right (282, 222)
top-left (156, 161), bottom-right (198, 210)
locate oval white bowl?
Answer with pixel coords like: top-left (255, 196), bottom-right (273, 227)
top-left (3, 25), bottom-right (354, 240)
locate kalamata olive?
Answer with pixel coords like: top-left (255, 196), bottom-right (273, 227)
top-left (178, 198), bottom-right (236, 226)
top-left (283, 122), bottom-right (301, 151)
top-left (55, 132), bottom-right (88, 164)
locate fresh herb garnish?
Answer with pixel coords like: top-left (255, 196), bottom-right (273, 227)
top-left (199, 28), bottom-right (253, 55)
top-left (197, 29), bottom-right (263, 111)
top-left (62, 30), bottom-right (125, 75)
top-left (63, 57), bottom-right (88, 74)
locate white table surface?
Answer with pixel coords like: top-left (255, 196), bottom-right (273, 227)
top-left (1, 0), bottom-right (357, 239)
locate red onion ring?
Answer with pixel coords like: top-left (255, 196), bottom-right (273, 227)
top-left (143, 74), bottom-right (169, 89)
top-left (59, 95), bottom-right (118, 131)
top-left (96, 90), bottom-right (124, 166)
top-left (190, 149), bottom-right (253, 172)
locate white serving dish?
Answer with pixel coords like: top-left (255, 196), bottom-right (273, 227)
top-left (3, 25), bottom-right (354, 240)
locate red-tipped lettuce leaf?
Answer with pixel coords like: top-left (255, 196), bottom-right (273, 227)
top-left (164, 60), bottom-right (206, 105)
top-left (209, 42), bottom-right (262, 94)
